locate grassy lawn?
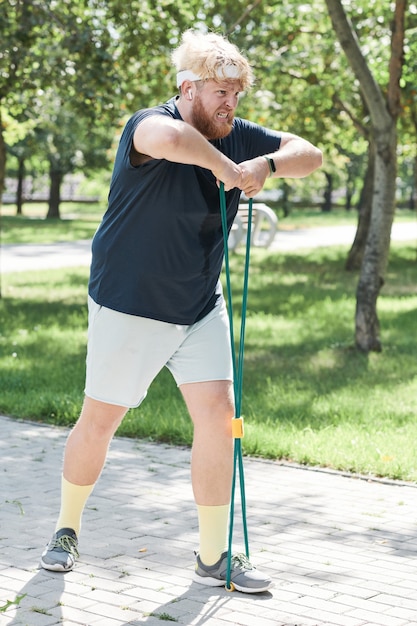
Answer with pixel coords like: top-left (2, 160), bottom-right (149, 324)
top-left (2, 201), bottom-right (415, 243)
top-left (1, 202), bottom-right (105, 244)
top-left (1, 238), bottom-right (416, 482)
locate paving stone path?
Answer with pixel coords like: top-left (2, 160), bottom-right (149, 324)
top-left (1, 415), bottom-right (417, 626)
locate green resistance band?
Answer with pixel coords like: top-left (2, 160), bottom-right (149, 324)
top-left (219, 182), bottom-right (253, 590)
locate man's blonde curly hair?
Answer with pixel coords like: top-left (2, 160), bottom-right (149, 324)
top-left (172, 30), bottom-right (254, 91)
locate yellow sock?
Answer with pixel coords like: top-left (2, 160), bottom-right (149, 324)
top-left (55, 476), bottom-right (95, 536)
top-left (197, 504), bottom-right (230, 566)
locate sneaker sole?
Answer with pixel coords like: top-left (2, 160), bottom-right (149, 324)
top-left (40, 557), bottom-right (74, 572)
top-left (193, 572), bottom-right (272, 593)
top-left (231, 581), bottom-right (272, 594)
top-left (193, 572), bottom-right (225, 587)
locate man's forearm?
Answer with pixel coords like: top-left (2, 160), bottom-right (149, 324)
top-left (266, 135), bottom-right (323, 179)
top-left (135, 117), bottom-right (223, 170)
top-left (134, 116), bottom-right (241, 190)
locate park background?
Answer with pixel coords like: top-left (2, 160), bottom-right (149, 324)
top-left (1, 1), bottom-right (416, 481)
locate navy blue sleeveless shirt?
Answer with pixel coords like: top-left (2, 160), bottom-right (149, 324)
top-left (88, 97), bottom-right (281, 324)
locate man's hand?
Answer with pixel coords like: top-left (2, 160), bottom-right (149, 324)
top-left (212, 158), bottom-right (243, 192)
top-left (237, 157), bottom-right (269, 198)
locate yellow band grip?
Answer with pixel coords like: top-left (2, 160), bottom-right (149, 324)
top-left (232, 417), bottom-right (244, 439)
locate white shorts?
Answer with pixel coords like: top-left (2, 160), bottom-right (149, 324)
top-left (85, 296), bottom-right (233, 408)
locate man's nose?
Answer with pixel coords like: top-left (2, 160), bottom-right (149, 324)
top-left (225, 96), bottom-right (237, 109)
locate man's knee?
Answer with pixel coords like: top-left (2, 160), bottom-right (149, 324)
top-left (78, 396), bottom-right (128, 438)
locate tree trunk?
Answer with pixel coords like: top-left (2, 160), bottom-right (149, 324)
top-left (322, 171), bottom-right (332, 212)
top-left (281, 181), bottom-right (290, 217)
top-left (345, 187), bottom-right (352, 211)
top-left (47, 167), bottom-right (62, 219)
top-left (0, 105), bottom-right (5, 207)
top-left (325, 0), bottom-right (405, 352)
top-left (411, 152), bottom-right (417, 211)
top-left (16, 157), bottom-right (25, 216)
top-left (345, 143), bottom-right (375, 271)
top-left (0, 106), bottom-right (4, 298)
top-left (355, 125), bottom-right (397, 352)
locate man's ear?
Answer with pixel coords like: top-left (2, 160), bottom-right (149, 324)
top-left (181, 80), bottom-right (194, 100)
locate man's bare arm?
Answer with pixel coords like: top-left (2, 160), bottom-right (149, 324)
top-left (238, 132), bottom-right (323, 197)
top-left (133, 115), bottom-right (242, 191)
top-left (265, 132), bottom-right (323, 179)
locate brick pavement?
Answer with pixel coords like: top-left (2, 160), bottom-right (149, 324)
top-left (1, 414), bottom-right (417, 626)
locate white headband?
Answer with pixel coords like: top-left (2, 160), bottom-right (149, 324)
top-left (176, 70), bottom-right (201, 87)
top-left (176, 65), bottom-right (241, 88)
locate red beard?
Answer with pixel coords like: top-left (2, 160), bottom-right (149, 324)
top-left (190, 93), bottom-right (234, 140)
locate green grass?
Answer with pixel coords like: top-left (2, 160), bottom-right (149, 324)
top-left (2, 202), bottom-right (414, 244)
top-left (272, 206), bottom-right (415, 229)
top-left (1, 242), bottom-right (416, 481)
top-left (1, 202), bottom-right (105, 244)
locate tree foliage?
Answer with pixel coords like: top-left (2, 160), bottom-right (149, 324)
top-left (325, 0), bottom-right (407, 352)
top-left (0, 0), bottom-right (120, 212)
top-left (2, 0), bottom-right (416, 349)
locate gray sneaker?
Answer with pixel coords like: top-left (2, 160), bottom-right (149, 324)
top-left (193, 551), bottom-right (272, 593)
top-left (40, 527), bottom-right (79, 572)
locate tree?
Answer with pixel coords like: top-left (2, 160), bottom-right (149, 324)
top-left (0, 0), bottom-right (119, 213)
top-left (25, 91), bottom-right (114, 218)
top-left (324, 0), bottom-right (406, 352)
top-left (221, 1), bottom-right (360, 211)
top-left (7, 133), bottom-right (39, 215)
top-left (345, 141), bottom-right (375, 270)
top-left (399, 8), bottom-right (417, 213)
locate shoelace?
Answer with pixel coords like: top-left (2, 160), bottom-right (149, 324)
top-left (52, 534), bottom-right (79, 557)
top-left (231, 553), bottom-right (255, 571)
